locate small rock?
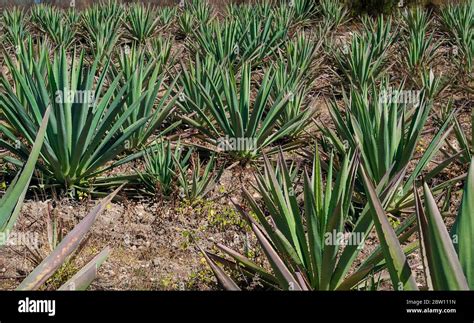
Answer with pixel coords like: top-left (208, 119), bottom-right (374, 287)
top-left (252, 192), bottom-right (262, 199)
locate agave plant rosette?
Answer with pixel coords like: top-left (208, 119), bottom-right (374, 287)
top-left (402, 7), bottom-right (440, 77)
top-left (110, 45), bottom-right (179, 150)
top-left (1, 6), bottom-right (27, 48)
top-left (271, 4), bottom-right (296, 30)
top-left (281, 31), bottom-right (324, 85)
top-left (361, 15), bottom-right (398, 58)
top-left (157, 6), bottom-right (177, 28)
top-left (177, 10), bottom-right (195, 38)
top-left (138, 140), bottom-right (191, 197)
top-left (322, 80), bottom-right (456, 214)
top-left (190, 14), bottom-right (288, 67)
top-left (81, 2), bottom-right (124, 58)
top-left (124, 3), bottom-right (161, 44)
top-left (178, 54), bottom-right (223, 115)
top-left (270, 31), bottom-right (324, 137)
top-left (179, 62), bottom-right (305, 159)
top-left (65, 8), bottom-right (80, 26)
top-left (8, 36), bottom-right (51, 105)
top-left (319, 0), bottom-right (348, 30)
top-left (334, 16), bottom-right (396, 89)
top-left (272, 61), bottom-right (315, 139)
top-left (440, 0), bottom-right (474, 79)
top-left (275, 0), bottom-right (317, 27)
top-left (0, 48), bottom-right (153, 190)
top-left (31, 4), bottom-right (76, 48)
top-left (226, 1), bottom-right (272, 24)
top-left (175, 151), bottom-right (224, 202)
top-left (146, 35), bottom-right (173, 66)
top-left (203, 149), bottom-right (419, 290)
top-left (187, 0), bottom-right (214, 25)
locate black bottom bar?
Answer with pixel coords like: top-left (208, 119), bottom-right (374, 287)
top-left (0, 291), bottom-right (473, 322)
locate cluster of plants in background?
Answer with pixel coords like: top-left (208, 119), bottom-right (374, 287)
top-left (0, 0), bottom-right (473, 291)
top-left (440, 0), bottom-right (474, 84)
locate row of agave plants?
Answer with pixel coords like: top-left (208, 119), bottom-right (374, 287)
top-left (0, 0), bottom-right (473, 290)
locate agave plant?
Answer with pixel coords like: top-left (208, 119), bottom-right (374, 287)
top-left (175, 152), bottom-right (223, 202)
top-left (360, 15), bottom-right (398, 59)
top-left (440, 0), bottom-right (474, 79)
top-left (0, 110), bottom-right (49, 243)
top-left (364, 159), bottom-right (474, 290)
top-left (124, 3), bottom-right (161, 44)
top-left (271, 61), bottom-right (315, 139)
top-left (110, 45), bottom-right (179, 150)
top-left (203, 149), bottom-right (418, 290)
top-left (277, 0), bottom-right (317, 26)
top-left (325, 82), bottom-right (428, 184)
top-left (0, 49), bottom-right (153, 190)
top-left (319, 0), bottom-right (348, 30)
top-left (187, 0), bottom-right (214, 25)
top-left (7, 36), bottom-right (51, 104)
top-left (146, 35), bottom-right (174, 67)
top-left (226, 1), bottom-right (272, 24)
top-left (226, 3), bottom-right (252, 23)
top-left (178, 54), bottom-right (223, 115)
top-left (177, 10), bottom-right (195, 38)
top-left (274, 29), bottom-right (326, 100)
top-left (1, 6), bottom-right (27, 47)
top-left (334, 16), bottom-right (396, 89)
top-left (65, 8), bottom-right (80, 26)
top-left (190, 19), bottom-right (240, 65)
top-left (16, 186), bottom-right (122, 290)
top-left (157, 6), bottom-right (177, 28)
top-left (81, 2), bottom-right (123, 58)
top-left (138, 140), bottom-right (191, 197)
top-left (179, 62), bottom-right (304, 159)
top-left (402, 7), bottom-right (440, 77)
top-left (280, 31), bottom-right (323, 85)
top-left (420, 68), bottom-right (449, 103)
top-left (190, 15), bottom-right (288, 67)
top-left (30, 4), bottom-right (76, 48)
top-left (271, 3), bottom-right (296, 30)
top-left (321, 80), bottom-right (456, 214)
